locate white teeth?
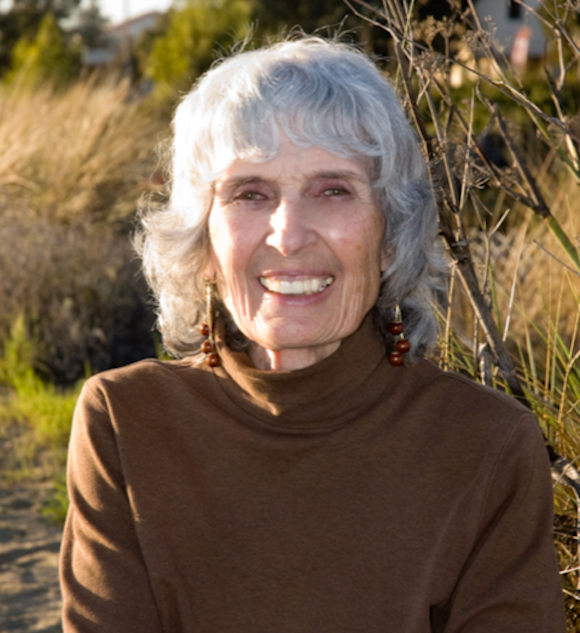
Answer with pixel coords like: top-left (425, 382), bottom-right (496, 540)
top-left (269, 278), bottom-right (281, 293)
top-left (290, 280), bottom-right (302, 294)
top-left (259, 276), bottom-right (334, 295)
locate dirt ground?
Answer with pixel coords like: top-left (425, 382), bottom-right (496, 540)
top-left (0, 479), bottom-right (62, 632)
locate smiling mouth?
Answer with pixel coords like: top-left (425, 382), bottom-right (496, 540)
top-left (259, 276), bottom-right (334, 296)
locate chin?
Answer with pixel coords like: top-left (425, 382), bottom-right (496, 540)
top-left (254, 325), bottom-right (338, 353)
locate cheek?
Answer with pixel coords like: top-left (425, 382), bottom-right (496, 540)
top-left (365, 216), bottom-right (386, 276)
top-left (338, 219), bottom-right (384, 277)
top-left (208, 220), bottom-right (257, 300)
top-left (208, 216), bottom-right (238, 271)
top-left (206, 220), bottom-right (234, 298)
top-left (343, 229), bottom-right (384, 314)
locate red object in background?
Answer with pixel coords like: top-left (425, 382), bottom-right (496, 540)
top-left (152, 172), bottom-right (165, 186)
top-left (511, 26), bottom-right (532, 71)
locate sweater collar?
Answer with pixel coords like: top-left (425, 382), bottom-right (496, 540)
top-left (211, 314), bottom-right (396, 432)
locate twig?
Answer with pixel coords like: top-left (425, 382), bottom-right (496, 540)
top-left (439, 224), bottom-right (527, 400)
top-left (532, 240), bottom-right (580, 279)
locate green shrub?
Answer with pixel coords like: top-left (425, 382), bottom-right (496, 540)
top-left (4, 13), bottom-right (78, 89)
top-left (0, 316), bottom-right (83, 450)
top-left (145, 0), bottom-right (253, 99)
top-left (0, 316), bottom-right (85, 521)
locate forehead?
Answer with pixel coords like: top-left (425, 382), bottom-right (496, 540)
top-left (214, 135), bottom-right (372, 186)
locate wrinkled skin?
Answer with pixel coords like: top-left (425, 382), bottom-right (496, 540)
top-left (204, 135), bottom-right (386, 371)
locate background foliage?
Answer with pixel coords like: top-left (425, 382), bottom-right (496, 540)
top-left (4, 12), bottom-right (77, 87)
top-left (145, 0), bottom-right (253, 99)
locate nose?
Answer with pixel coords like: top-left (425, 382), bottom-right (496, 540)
top-left (265, 197), bottom-right (315, 257)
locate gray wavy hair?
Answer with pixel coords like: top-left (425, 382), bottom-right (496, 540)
top-left (136, 37), bottom-right (443, 362)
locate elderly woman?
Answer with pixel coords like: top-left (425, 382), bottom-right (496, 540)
top-left (60, 38), bottom-right (564, 631)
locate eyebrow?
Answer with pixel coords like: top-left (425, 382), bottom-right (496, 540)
top-left (215, 170), bottom-right (370, 193)
top-left (313, 170), bottom-right (370, 183)
top-left (215, 176), bottom-right (263, 191)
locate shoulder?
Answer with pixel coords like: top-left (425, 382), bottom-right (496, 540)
top-left (410, 360), bottom-right (534, 423)
top-left (394, 363), bottom-right (552, 530)
top-left (85, 356), bottom-right (207, 390)
top-left (398, 360), bottom-right (546, 463)
top-left (78, 356), bottom-right (212, 415)
top-left (71, 356), bottom-right (223, 452)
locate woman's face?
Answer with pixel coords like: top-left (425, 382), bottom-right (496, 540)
top-left (204, 135), bottom-right (386, 371)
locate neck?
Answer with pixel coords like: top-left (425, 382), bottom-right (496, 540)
top-left (249, 341), bottom-right (341, 371)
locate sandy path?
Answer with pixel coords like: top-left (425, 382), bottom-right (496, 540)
top-left (0, 480), bottom-right (62, 632)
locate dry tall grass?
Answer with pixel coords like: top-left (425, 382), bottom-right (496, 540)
top-left (0, 79), bottom-right (162, 222)
top-left (0, 79), bottom-right (165, 383)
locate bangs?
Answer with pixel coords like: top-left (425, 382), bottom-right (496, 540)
top-left (199, 57), bottom-right (389, 181)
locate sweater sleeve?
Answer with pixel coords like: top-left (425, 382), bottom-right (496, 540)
top-left (437, 412), bottom-right (565, 633)
top-left (60, 378), bottom-right (164, 633)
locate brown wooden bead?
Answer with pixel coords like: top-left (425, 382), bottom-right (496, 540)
top-left (396, 338), bottom-right (411, 353)
top-left (205, 353), bottom-right (220, 367)
top-left (199, 323), bottom-right (210, 337)
top-left (200, 339), bottom-right (213, 354)
top-left (389, 352), bottom-right (404, 366)
top-left (388, 322), bottom-right (404, 335)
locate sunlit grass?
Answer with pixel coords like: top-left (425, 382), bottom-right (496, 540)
top-left (435, 170), bottom-right (580, 623)
top-left (0, 316), bottom-right (84, 521)
top-left (0, 77), bottom-right (164, 222)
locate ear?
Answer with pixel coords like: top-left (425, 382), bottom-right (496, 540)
top-left (202, 244), bottom-right (218, 281)
top-left (203, 261), bottom-right (217, 281)
top-left (380, 251), bottom-right (388, 274)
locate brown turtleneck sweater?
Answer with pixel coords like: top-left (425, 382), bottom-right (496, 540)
top-left (60, 319), bottom-right (565, 632)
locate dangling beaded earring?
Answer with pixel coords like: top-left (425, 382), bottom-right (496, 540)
top-left (199, 278), bottom-right (220, 367)
top-left (388, 302), bottom-right (411, 366)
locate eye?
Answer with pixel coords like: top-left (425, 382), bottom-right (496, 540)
top-left (322, 187), bottom-right (349, 197)
top-left (233, 190), bottom-right (267, 202)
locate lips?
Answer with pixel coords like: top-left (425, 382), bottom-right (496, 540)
top-left (259, 276), bottom-right (334, 296)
